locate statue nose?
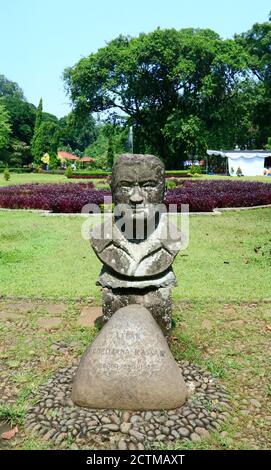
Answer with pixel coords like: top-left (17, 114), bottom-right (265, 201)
top-left (129, 185), bottom-right (144, 204)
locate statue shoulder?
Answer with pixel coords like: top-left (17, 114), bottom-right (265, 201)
top-left (159, 217), bottom-right (182, 255)
top-left (90, 217), bottom-right (113, 253)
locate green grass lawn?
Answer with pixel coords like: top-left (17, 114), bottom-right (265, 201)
top-left (0, 209), bottom-right (270, 301)
top-left (1, 208), bottom-right (271, 450)
top-left (0, 173), bottom-right (68, 186)
top-left (0, 173), bottom-right (106, 187)
top-left (1, 172), bottom-right (271, 187)
top-left (199, 174), bottom-right (271, 183)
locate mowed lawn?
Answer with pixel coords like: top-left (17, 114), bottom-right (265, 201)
top-left (0, 209), bottom-right (270, 301)
top-left (0, 208), bottom-right (271, 450)
top-left (1, 172), bottom-right (271, 187)
top-left (0, 173), bottom-right (69, 186)
top-left (0, 172), bottom-right (104, 187)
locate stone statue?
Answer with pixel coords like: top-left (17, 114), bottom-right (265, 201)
top-left (91, 154), bottom-right (182, 338)
top-left (72, 154), bottom-right (187, 410)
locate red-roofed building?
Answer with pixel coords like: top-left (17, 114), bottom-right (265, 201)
top-left (80, 156), bottom-right (96, 163)
top-left (57, 151), bottom-right (79, 161)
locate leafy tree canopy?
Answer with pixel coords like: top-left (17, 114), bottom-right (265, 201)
top-left (42, 111), bottom-right (59, 123)
top-left (236, 16), bottom-right (271, 146)
top-left (64, 28), bottom-right (250, 168)
top-left (1, 95), bottom-right (36, 144)
top-left (59, 112), bottom-right (97, 152)
top-left (0, 102), bottom-right (11, 150)
top-left (31, 121), bottom-right (60, 164)
top-left (0, 74), bottom-right (24, 99)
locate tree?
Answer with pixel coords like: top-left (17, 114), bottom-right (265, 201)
top-left (0, 75), bottom-right (36, 165)
top-left (10, 141), bottom-right (31, 166)
top-left (84, 122), bottom-right (127, 169)
top-left (0, 74), bottom-right (24, 99)
top-left (0, 102), bottom-right (11, 151)
top-left (31, 121), bottom-right (60, 165)
top-left (42, 111), bottom-right (59, 124)
top-left (64, 28), bottom-right (249, 168)
top-left (33, 98), bottom-right (43, 136)
top-left (84, 126), bottom-right (109, 169)
top-left (163, 115), bottom-right (208, 160)
top-left (236, 15), bottom-right (271, 147)
top-left (265, 137), bottom-right (271, 149)
top-left (107, 135), bottom-right (115, 169)
top-left (2, 95), bottom-right (36, 143)
top-left (31, 98), bottom-right (43, 162)
top-left (59, 112), bottom-right (97, 152)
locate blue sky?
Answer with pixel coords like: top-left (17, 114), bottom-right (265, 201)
top-left (0, 0), bottom-right (270, 117)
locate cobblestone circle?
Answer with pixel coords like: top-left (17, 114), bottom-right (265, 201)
top-left (24, 361), bottom-right (231, 449)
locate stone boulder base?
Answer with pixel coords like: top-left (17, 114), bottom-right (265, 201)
top-left (72, 305), bottom-right (187, 410)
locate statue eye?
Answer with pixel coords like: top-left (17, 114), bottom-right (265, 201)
top-left (119, 182), bottom-right (131, 189)
top-left (142, 181), bottom-right (156, 188)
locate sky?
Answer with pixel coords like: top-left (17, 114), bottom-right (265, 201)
top-left (0, 0), bottom-right (270, 118)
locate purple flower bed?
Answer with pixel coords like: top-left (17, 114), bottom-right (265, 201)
top-left (166, 180), bottom-right (271, 212)
top-left (0, 183), bottom-right (110, 213)
top-left (0, 180), bottom-right (271, 213)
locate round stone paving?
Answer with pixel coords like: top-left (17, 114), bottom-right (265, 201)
top-left (24, 361), bottom-right (231, 450)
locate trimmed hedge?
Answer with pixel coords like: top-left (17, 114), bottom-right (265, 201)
top-left (68, 171), bottom-right (189, 179)
top-left (71, 170), bottom-right (109, 175)
top-left (165, 171), bottom-right (189, 177)
top-left (68, 173), bottom-right (109, 179)
top-left (0, 168), bottom-right (189, 178)
top-left (0, 167), bottom-right (34, 174)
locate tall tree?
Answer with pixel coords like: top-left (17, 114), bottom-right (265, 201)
top-left (33, 98), bottom-right (43, 135)
top-left (2, 96), bottom-right (36, 143)
top-left (59, 112), bottom-right (97, 152)
top-left (0, 74), bottom-right (24, 99)
top-left (0, 102), bottom-right (11, 150)
top-left (64, 28), bottom-right (249, 168)
top-left (107, 134), bottom-right (115, 170)
top-left (31, 98), bottom-right (43, 162)
top-left (0, 75), bottom-right (36, 165)
top-left (236, 15), bottom-right (271, 146)
top-left (31, 120), bottom-right (60, 165)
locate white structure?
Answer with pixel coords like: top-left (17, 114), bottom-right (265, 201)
top-left (207, 149), bottom-right (271, 176)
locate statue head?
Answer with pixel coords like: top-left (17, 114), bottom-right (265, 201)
top-left (111, 154), bottom-right (165, 238)
top-left (111, 153), bottom-right (165, 205)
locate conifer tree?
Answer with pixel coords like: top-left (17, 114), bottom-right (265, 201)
top-left (31, 98), bottom-right (43, 162)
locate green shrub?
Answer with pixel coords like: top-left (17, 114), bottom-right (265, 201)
top-left (3, 167), bottom-right (10, 181)
top-left (187, 172), bottom-right (202, 177)
top-left (95, 179), bottom-right (111, 190)
top-left (65, 167), bottom-right (73, 178)
top-left (0, 167), bottom-right (33, 174)
top-left (99, 202), bottom-right (115, 213)
top-left (188, 164), bottom-right (202, 175)
top-left (166, 179), bottom-right (177, 189)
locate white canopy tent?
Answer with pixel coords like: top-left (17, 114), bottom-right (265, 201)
top-left (207, 150), bottom-right (271, 176)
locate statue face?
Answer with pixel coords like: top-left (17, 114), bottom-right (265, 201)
top-left (113, 162), bottom-right (164, 218)
top-left (111, 155), bottom-right (165, 239)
